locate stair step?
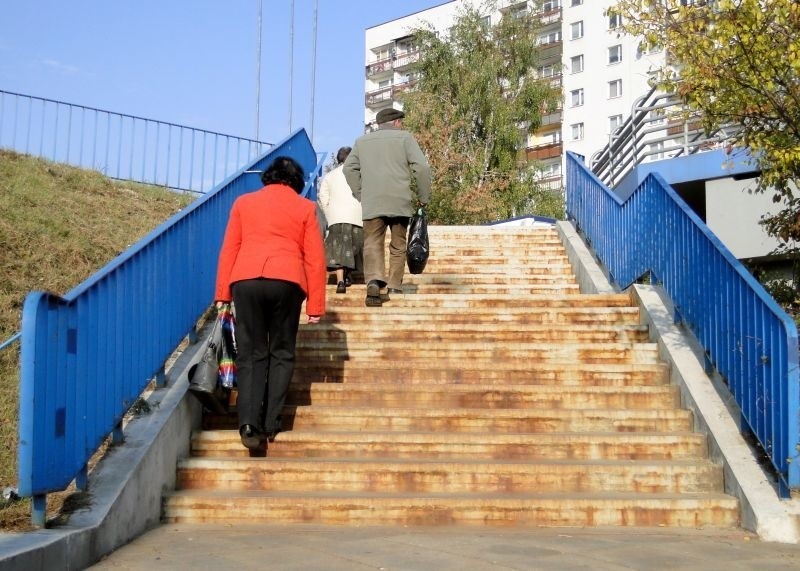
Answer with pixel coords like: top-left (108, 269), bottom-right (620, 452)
top-left (320, 293), bottom-right (635, 309)
top-left (191, 430), bottom-right (709, 461)
top-left (202, 407), bottom-right (693, 433)
top-left (176, 457), bottom-right (723, 494)
top-left (162, 491), bottom-right (740, 528)
top-left (285, 384), bottom-right (679, 409)
top-left (295, 342), bottom-right (661, 365)
top-left (292, 362), bottom-right (670, 385)
top-left (321, 308), bottom-right (642, 325)
top-left (298, 324), bottom-right (650, 343)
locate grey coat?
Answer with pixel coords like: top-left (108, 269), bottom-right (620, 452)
top-left (343, 125), bottom-right (431, 220)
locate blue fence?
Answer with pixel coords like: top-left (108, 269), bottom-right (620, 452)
top-left (0, 89), bottom-right (271, 194)
top-left (566, 151), bottom-right (800, 496)
top-left (18, 129), bottom-right (324, 526)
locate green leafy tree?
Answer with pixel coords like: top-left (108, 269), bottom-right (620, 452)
top-left (400, 0), bottom-right (563, 224)
top-left (608, 0), bottom-right (800, 243)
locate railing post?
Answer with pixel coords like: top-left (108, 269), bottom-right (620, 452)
top-left (112, 422), bottom-right (124, 445)
top-left (31, 494), bottom-right (46, 528)
top-left (75, 464), bottom-right (88, 491)
top-left (154, 366), bottom-right (166, 389)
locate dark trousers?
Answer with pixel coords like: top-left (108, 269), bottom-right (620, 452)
top-left (231, 278), bottom-right (305, 432)
top-left (362, 216), bottom-right (409, 290)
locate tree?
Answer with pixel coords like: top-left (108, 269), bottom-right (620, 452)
top-left (400, 1), bottom-right (563, 224)
top-left (608, 0), bottom-right (800, 244)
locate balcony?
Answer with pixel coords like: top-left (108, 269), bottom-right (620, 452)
top-left (394, 50), bottom-right (420, 71)
top-left (366, 57), bottom-right (394, 78)
top-left (535, 174), bottom-right (564, 192)
top-left (539, 7), bottom-right (563, 26)
top-left (365, 86), bottom-right (393, 107)
top-left (392, 79), bottom-right (418, 97)
top-left (525, 141), bottom-right (563, 161)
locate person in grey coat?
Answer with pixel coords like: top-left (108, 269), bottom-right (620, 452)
top-left (343, 107), bottom-right (431, 307)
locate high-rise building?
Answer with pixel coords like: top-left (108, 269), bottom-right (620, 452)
top-left (362, 0), bottom-right (665, 189)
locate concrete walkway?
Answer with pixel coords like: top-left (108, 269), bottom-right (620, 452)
top-left (90, 523), bottom-right (800, 570)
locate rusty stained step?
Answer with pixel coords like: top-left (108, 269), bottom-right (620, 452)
top-left (201, 407), bottom-right (692, 434)
top-left (320, 293), bottom-right (636, 309)
top-left (325, 283), bottom-right (582, 295)
top-left (298, 323), bottom-right (650, 344)
top-left (292, 362), bottom-right (670, 386)
top-left (162, 491), bottom-right (740, 528)
top-left (190, 430), bottom-right (709, 461)
top-left (399, 274), bottom-right (577, 286)
top-left (175, 457), bottom-right (723, 495)
top-left (420, 262), bottom-right (575, 273)
top-left (275, 406), bottom-right (693, 433)
top-left (295, 342), bottom-right (662, 365)
top-left (285, 384), bottom-right (679, 410)
top-left (321, 306), bottom-right (642, 325)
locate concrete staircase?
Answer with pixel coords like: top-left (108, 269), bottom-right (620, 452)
top-left (163, 225), bottom-right (740, 528)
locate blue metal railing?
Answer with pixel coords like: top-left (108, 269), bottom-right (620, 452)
top-left (18, 129), bottom-right (325, 526)
top-left (0, 89), bottom-right (271, 193)
top-left (566, 151), bottom-right (800, 495)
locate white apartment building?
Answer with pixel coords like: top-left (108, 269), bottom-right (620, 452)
top-left (362, 0), bottom-right (665, 188)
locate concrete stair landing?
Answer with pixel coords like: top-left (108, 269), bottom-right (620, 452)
top-left (163, 225), bottom-right (740, 529)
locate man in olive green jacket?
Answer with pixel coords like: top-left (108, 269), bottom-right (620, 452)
top-left (343, 108), bottom-right (431, 307)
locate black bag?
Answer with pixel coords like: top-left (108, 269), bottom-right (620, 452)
top-left (187, 318), bottom-right (229, 414)
top-left (406, 207), bottom-right (429, 274)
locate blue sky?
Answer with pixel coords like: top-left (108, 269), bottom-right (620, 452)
top-left (0, 0), bottom-right (444, 157)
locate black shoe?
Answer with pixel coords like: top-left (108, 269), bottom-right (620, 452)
top-left (239, 424), bottom-right (263, 450)
top-left (266, 418), bottom-right (282, 442)
top-left (365, 280), bottom-right (382, 307)
top-left (336, 281), bottom-right (346, 294)
top-left (344, 273), bottom-right (352, 287)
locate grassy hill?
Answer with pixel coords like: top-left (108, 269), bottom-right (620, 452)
top-left (0, 149), bottom-right (194, 529)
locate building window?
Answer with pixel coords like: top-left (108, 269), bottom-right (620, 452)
top-left (571, 123), bottom-right (584, 140)
top-left (540, 64), bottom-right (555, 78)
top-left (570, 21), bottom-right (584, 40)
top-left (609, 114), bottom-right (623, 133)
top-left (570, 54), bottom-right (584, 73)
top-left (543, 0), bottom-right (561, 11)
top-left (608, 13), bottom-right (622, 29)
top-left (479, 15), bottom-right (491, 28)
top-left (608, 44), bottom-right (622, 64)
top-left (608, 79), bottom-right (622, 98)
top-left (547, 130), bottom-right (562, 144)
top-left (649, 141), bottom-right (665, 161)
top-left (570, 0), bottom-right (582, 6)
top-left (570, 88), bottom-right (584, 107)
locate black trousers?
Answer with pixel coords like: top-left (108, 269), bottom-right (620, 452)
top-left (231, 278), bottom-right (305, 432)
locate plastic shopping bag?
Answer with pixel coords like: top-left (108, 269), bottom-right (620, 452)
top-left (217, 303), bottom-right (237, 389)
top-left (406, 207), bottom-right (429, 274)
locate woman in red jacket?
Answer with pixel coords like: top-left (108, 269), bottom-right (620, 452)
top-left (215, 156), bottom-right (326, 450)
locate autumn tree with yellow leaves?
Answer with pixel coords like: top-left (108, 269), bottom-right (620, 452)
top-left (608, 0), bottom-right (800, 245)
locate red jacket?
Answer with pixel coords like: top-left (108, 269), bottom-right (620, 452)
top-left (215, 184), bottom-right (326, 317)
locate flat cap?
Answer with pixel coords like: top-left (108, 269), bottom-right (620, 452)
top-left (376, 108), bottom-right (405, 124)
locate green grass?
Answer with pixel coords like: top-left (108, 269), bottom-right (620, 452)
top-left (0, 149), bottom-right (193, 530)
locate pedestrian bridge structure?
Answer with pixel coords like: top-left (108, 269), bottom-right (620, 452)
top-left (1, 97), bottom-right (800, 569)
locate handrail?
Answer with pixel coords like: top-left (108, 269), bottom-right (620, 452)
top-left (589, 86), bottom-right (743, 188)
top-left (0, 89), bottom-right (272, 194)
top-left (566, 150), bottom-right (800, 496)
top-left (18, 129), bottom-right (321, 527)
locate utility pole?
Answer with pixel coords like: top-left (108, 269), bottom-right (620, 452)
top-left (288, 0), bottom-right (295, 134)
top-left (255, 0), bottom-right (263, 141)
top-left (309, 0), bottom-right (318, 143)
